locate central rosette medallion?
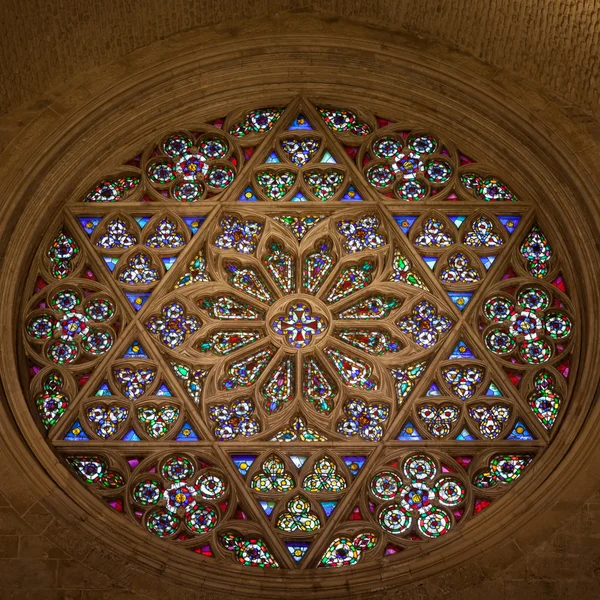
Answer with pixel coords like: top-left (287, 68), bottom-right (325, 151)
top-left (271, 301), bottom-right (328, 348)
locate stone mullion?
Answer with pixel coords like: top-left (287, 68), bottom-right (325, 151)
top-left (44, 209), bottom-right (144, 442)
top-left (219, 96), bottom-right (303, 205)
top-left (63, 208), bottom-right (135, 321)
top-left (457, 207), bottom-right (537, 324)
top-left (456, 318), bottom-right (551, 444)
top-left (379, 318), bottom-right (467, 444)
top-left (135, 322), bottom-right (217, 442)
top-left (299, 98), bottom-right (384, 204)
top-left (211, 443), bottom-right (297, 569)
top-left (376, 203), bottom-right (461, 314)
top-left (47, 318), bottom-right (141, 442)
top-left (297, 442), bottom-right (386, 569)
top-left (131, 202), bottom-right (224, 320)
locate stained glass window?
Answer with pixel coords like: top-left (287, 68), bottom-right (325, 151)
top-left (22, 100), bottom-right (574, 570)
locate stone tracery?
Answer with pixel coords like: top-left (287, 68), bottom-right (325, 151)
top-left (20, 98), bottom-right (576, 571)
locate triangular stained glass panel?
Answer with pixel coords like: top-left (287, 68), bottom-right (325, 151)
top-left (78, 217), bottom-right (102, 236)
top-left (122, 429), bottom-right (141, 442)
top-left (123, 341), bottom-right (147, 359)
top-left (175, 422), bottom-right (200, 441)
top-left (125, 292), bottom-right (151, 311)
top-left (238, 186), bottom-right (258, 202)
top-left (231, 455), bottom-right (257, 476)
top-left (155, 382), bottom-right (173, 396)
top-left (422, 256), bottom-right (438, 270)
top-left (341, 185), bottom-right (363, 202)
top-left (95, 381), bottom-right (113, 396)
top-left (265, 152), bottom-right (281, 164)
top-left (182, 216), bottom-right (206, 235)
top-left (506, 421), bottom-right (535, 441)
top-left (449, 215), bottom-right (467, 228)
top-left (480, 256), bottom-right (496, 270)
top-left (397, 420), bottom-right (423, 440)
top-left (290, 456), bottom-right (308, 469)
top-left (393, 216), bottom-right (418, 235)
top-left (343, 456), bottom-right (366, 476)
top-left (485, 381), bottom-right (503, 396)
top-left (426, 382), bottom-right (441, 396)
top-left (320, 501), bottom-right (338, 517)
top-left (64, 420), bottom-right (89, 441)
top-left (320, 150), bottom-right (337, 164)
top-left (498, 216), bottom-right (521, 234)
top-left (447, 292), bottom-right (473, 311)
top-left (291, 192), bottom-right (308, 202)
top-left (134, 216), bottom-right (151, 229)
top-left (161, 257), bottom-right (177, 271)
top-left (449, 340), bottom-right (476, 360)
top-left (260, 500), bottom-right (276, 516)
top-left (103, 256), bottom-right (119, 272)
top-left (288, 113), bottom-right (313, 130)
top-left (286, 541), bottom-right (310, 562)
top-left (455, 428), bottom-right (475, 441)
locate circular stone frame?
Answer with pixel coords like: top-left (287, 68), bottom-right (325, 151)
top-left (0, 14), bottom-right (599, 600)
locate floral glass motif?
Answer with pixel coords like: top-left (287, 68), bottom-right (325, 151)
top-left (464, 216), bottom-right (503, 247)
top-left (252, 456), bottom-right (295, 492)
top-left (214, 216), bottom-right (262, 254)
top-left (209, 397), bottom-right (260, 440)
top-left (256, 170), bottom-right (295, 200)
top-left (146, 131), bottom-right (236, 198)
top-left (397, 301), bottom-right (452, 348)
top-left (97, 218), bottom-right (137, 248)
top-left (83, 175), bottom-right (140, 203)
top-left (47, 230), bottom-right (79, 279)
top-left (461, 174), bottom-right (518, 201)
top-left (272, 302), bottom-right (327, 348)
top-left (371, 454), bottom-right (465, 539)
top-left (229, 108), bottom-right (283, 136)
top-left (388, 250), bottom-right (428, 289)
top-left (303, 457), bottom-right (346, 493)
top-left (304, 170), bottom-right (344, 200)
top-left (281, 137), bottom-right (321, 166)
top-left (220, 534), bottom-right (279, 567)
top-left (87, 404), bottom-right (128, 438)
top-left (337, 215), bottom-right (387, 253)
top-left (473, 455), bottom-right (533, 488)
top-left (119, 253), bottom-right (159, 285)
top-left (272, 215), bottom-right (325, 241)
top-left (146, 302), bottom-right (200, 349)
top-left (320, 533), bottom-right (377, 567)
top-left (482, 286), bottom-right (572, 364)
top-left (277, 496), bottom-right (321, 532)
top-left (146, 219), bottom-right (185, 248)
top-left (440, 253), bottom-right (480, 283)
top-left (528, 371), bottom-right (561, 429)
top-left (26, 288), bottom-right (116, 365)
top-left (319, 108), bottom-right (371, 136)
top-left (520, 225), bottom-right (552, 277)
top-left (414, 218), bottom-right (454, 247)
top-left (24, 100), bottom-right (575, 572)
top-left (36, 372), bottom-right (69, 428)
top-left (417, 404), bottom-right (459, 438)
top-left (175, 251), bottom-right (211, 287)
top-left (468, 404), bottom-right (511, 438)
top-left (441, 366), bottom-right (484, 400)
top-left (337, 398), bottom-right (389, 441)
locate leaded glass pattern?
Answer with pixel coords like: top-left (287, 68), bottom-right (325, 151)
top-left (21, 99), bottom-right (575, 570)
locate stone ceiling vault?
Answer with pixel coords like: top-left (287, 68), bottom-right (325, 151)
top-left (0, 0), bottom-right (599, 119)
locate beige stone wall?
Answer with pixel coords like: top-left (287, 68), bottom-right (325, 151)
top-left (0, 1), bottom-right (599, 119)
top-left (0, 5), bottom-right (599, 599)
top-left (0, 441), bottom-right (598, 598)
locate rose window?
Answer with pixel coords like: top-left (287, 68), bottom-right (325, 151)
top-left (21, 100), bottom-right (576, 571)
